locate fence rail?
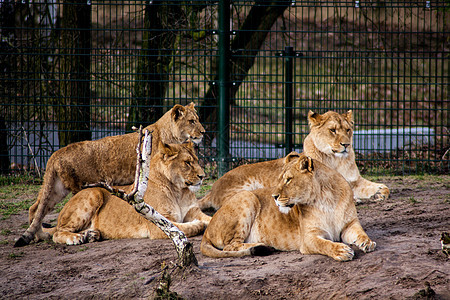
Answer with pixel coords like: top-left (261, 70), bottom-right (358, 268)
top-left (1, 0), bottom-right (448, 178)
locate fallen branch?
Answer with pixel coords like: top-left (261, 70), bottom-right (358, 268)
top-left (83, 126), bottom-right (197, 267)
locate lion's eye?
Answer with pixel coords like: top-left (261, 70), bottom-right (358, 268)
top-left (330, 128), bottom-right (336, 134)
top-left (185, 161), bottom-right (191, 167)
top-left (347, 129), bottom-right (351, 133)
top-left (285, 178), bottom-right (292, 185)
top-left (189, 120), bottom-right (196, 124)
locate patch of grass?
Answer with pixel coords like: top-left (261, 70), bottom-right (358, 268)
top-left (409, 196), bottom-right (419, 205)
top-left (78, 246), bottom-right (89, 252)
top-left (195, 179), bottom-right (213, 199)
top-left (0, 184), bottom-right (40, 199)
top-left (0, 184), bottom-right (40, 220)
top-left (0, 175), bottom-right (42, 186)
top-left (1, 229), bottom-right (12, 235)
top-left (0, 240), bottom-right (9, 245)
top-left (0, 198), bottom-right (35, 220)
top-left (8, 251), bottom-right (24, 259)
top-left (0, 183), bottom-right (71, 218)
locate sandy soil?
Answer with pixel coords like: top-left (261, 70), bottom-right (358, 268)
top-left (0, 176), bottom-right (449, 299)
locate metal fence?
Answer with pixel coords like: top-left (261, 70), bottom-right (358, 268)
top-left (1, 0), bottom-right (448, 179)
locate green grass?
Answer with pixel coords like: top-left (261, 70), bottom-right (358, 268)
top-left (0, 182), bottom-right (72, 220)
top-left (195, 179), bottom-right (213, 199)
top-left (409, 196), bottom-right (419, 205)
top-left (0, 184), bottom-right (40, 220)
top-left (0, 199), bottom-right (34, 220)
top-left (8, 251), bottom-right (24, 259)
top-left (0, 175), bottom-right (42, 186)
top-left (1, 229), bottom-right (12, 235)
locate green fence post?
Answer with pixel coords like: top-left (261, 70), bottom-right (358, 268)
top-left (217, 0), bottom-right (230, 177)
top-left (284, 46), bottom-right (294, 155)
top-left (277, 46), bottom-right (302, 155)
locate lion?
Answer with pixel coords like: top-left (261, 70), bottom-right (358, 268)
top-left (46, 142), bottom-right (211, 245)
top-left (198, 110), bottom-right (389, 211)
top-left (200, 152), bottom-right (376, 261)
top-left (15, 103), bottom-right (205, 247)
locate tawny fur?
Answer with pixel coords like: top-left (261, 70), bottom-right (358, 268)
top-left (198, 110), bottom-right (389, 211)
top-left (200, 152), bottom-right (376, 261)
top-left (16, 103), bottom-right (205, 246)
top-left (47, 142), bottom-right (211, 245)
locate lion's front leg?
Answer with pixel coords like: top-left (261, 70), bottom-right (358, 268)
top-left (341, 219), bottom-right (376, 253)
top-left (53, 229), bottom-right (101, 245)
top-left (352, 177), bottom-right (389, 201)
top-left (183, 206), bottom-right (212, 226)
top-left (172, 220), bottom-right (207, 238)
top-left (302, 231), bottom-right (355, 261)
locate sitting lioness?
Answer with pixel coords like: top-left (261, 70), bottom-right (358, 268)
top-left (47, 142), bottom-right (211, 245)
top-left (16, 103), bottom-right (205, 247)
top-left (198, 110), bottom-right (389, 211)
top-left (200, 152), bottom-right (376, 261)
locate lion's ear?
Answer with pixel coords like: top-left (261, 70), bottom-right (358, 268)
top-left (171, 104), bottom-right (186, 121)
top-left (186, 102), bottom-right (196, 110)
top-left (344, 110), bottom-right (354, 125)
top-left (307, 110), bottom-right (322, 128)
top-left (161, 143), bottom-right (179, 160)
top-left (186, 141), bottom-right (194, 148)
top-left (298, 156), bottom-right (314, 173)
top-left (284, 151), bottom-right (301, 164)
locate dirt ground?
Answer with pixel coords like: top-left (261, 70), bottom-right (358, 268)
top-left (0, 175), bottom-right (449, 300)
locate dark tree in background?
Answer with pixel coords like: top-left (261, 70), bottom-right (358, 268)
top-left (129, 0), bottom-right (289, 139)
top-left (0, 0), bottom-right (15, 173)
top-left (128, 1), bottom-right (182, 127)
top-left (56, 0), bottom-right (92, 147)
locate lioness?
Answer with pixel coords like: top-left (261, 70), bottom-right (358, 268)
top-left (15, 103), bottom-right (205, 247)
top-left (198, 110), bottom-right (389, 211)
top-left (200, 152), bottom-right (376, 261)
top-left (47, 142), bottom-right (211, 245)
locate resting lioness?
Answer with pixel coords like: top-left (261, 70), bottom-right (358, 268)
top-left (47, 142), bottom-right (211, 245)
top-left (198, 110), bottom-right (389, 211)
top-left (201, 152), bottom-right (376, 261)
top-left (15, 103), bottom-right (205, 247)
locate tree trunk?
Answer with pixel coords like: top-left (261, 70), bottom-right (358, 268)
top-left (199, 1), bottom-right (290, 142)
top-left (56, 0), bottom-right (91, 147)
top-left (129, 1), bottom-right (182, 128)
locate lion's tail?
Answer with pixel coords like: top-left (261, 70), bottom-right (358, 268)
top-left (200, 236), bottom-right (251, 258)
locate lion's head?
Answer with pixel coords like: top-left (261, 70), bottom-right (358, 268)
top-left (171, 103), bottom-right (205, 144)
top-left (155, 141), bottom-right (205, 192)
top-left (307, 110), bottom-right (354, 157)
top-left (271, 152), bottom-right (316, 214)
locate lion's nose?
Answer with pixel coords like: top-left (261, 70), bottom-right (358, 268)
top-left (272, 194), bottom-right (279, 201)
top-left (340, 143), bottom-right (350, 149)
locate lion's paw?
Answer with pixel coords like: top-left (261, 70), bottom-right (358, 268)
top-left (332, 243), bottom-right (354, 261)
top-left (356, 239), bottom-right (376, 253)
top-left (66, 234), bottom-right (85, 245)
top-left (371, 185), bottom-right (389, 201)
top-left (84, 230), bottom-right (101, 243)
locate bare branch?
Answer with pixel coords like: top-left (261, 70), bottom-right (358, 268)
top-left (127, 125), bottom-right (145, 201)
